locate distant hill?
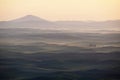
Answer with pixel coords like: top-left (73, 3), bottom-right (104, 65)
top-left (10, 15), bottom-right (50, 23)
top-left (55, 20), bottom-right (120, 27)
top-left (0, 15), bottom-right (58, 30)
top-left (0, 15), bottom-right (120, 33)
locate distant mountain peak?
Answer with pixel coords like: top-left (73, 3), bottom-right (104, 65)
top-left (11, 15), bottom-right (49, 22)
top-left (22, 15), bottom-right (41, 20)
top-left (23, 15), bottom-right (39, 18)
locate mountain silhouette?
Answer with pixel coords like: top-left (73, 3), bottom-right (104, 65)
top-left (0, 15), bottom-right (59, 29)
top-left (0, 15), bottom-right (120, 32)
top-left (10, 15), bottom-right (50, 23)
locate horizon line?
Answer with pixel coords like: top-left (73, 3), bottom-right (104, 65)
top-left (0, 15), bottom-right (120, 22)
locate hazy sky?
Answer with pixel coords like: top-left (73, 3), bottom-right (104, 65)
top-left (0, 0), bottom-right (120, 21)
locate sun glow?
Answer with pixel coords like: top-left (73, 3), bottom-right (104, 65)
top-left (0, 0), bottom-right (120, 21)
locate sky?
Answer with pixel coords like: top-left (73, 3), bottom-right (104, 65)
top-left (0, 0), bottom-right (120, 21)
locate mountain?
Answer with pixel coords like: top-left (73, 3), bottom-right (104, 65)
top-left (0, 15), bottom-right (58, 29)
top-left (10, 15), bottom-right (50, 23)
top-left (0, 15), bottom-right (120, 33)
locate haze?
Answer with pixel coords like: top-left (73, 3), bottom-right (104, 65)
top-left (0, 0), bottom-right (120, 21)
